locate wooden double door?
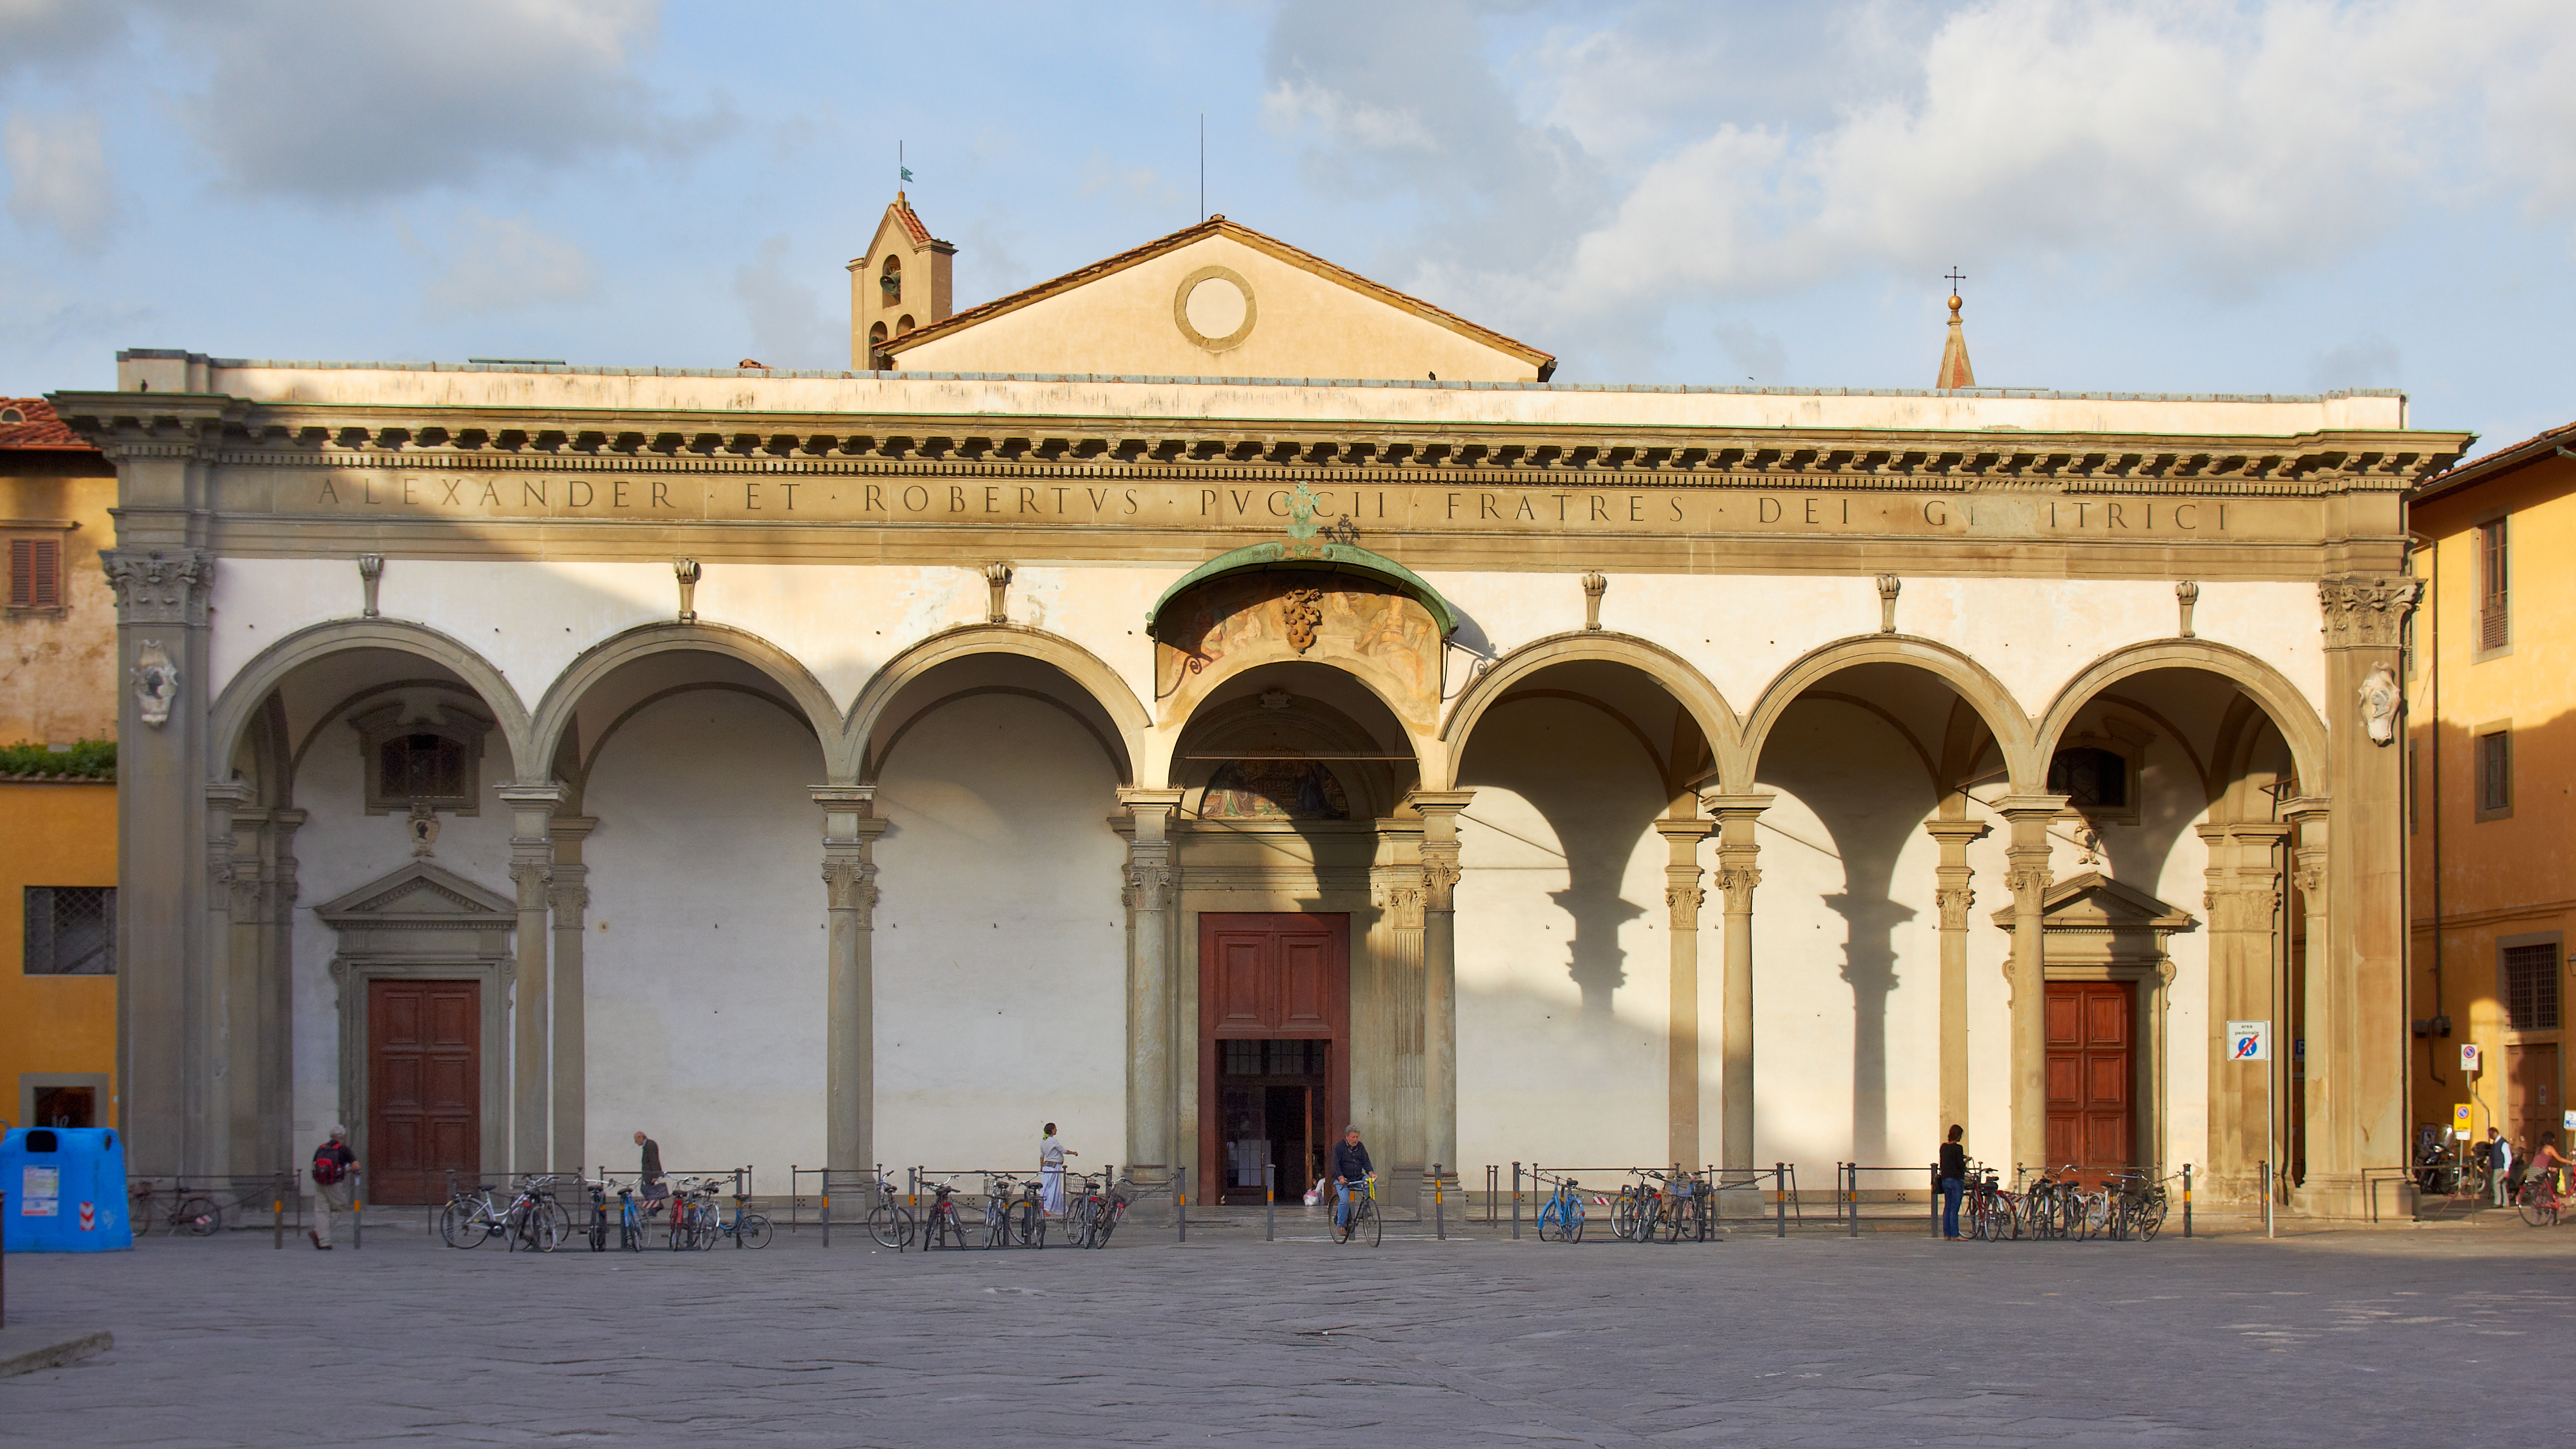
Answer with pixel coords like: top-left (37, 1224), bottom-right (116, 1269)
top-left (367, 980), bottom-right (481, 1204)
top-left (1199, 913), bottom-right (1348, 1206)
top-left (2045, 981), bottom-right (2134, 1179)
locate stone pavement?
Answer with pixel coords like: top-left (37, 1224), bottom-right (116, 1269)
top-left (1, 1212), bottom-right (2570, 1447)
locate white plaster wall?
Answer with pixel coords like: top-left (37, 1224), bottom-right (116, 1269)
top-left (289, 709), bottom-right (521, 1152)
top-left (872, 692), bottom-right (1128, 1171)
top-left (1454, 698), bottom-right (1673, 1173)
top-left (582, 691), bottom-right (827, 1180)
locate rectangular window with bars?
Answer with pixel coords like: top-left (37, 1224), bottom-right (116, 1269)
top-left (8, 536), bottom-right (60, 609)
top-left (2477, 729), bottom-right (2513, 817)
top-left (23, 886), bottom-right (114, 975)
top-left (2503, 943), bottom-right (2560, 1031)
top-left (2479, 517), bottom-right (2509, 652)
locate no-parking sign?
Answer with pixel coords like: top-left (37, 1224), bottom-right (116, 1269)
top-left (2227, 1020), bottom-right (2271, 1062)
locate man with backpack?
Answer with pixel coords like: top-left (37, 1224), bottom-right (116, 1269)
top-left (309, 1126), bottom-right (358, 1250)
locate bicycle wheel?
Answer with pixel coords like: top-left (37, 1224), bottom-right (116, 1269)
top-left (177, 1196), bottom-right (222, 1237)
top-left (2519, 1184), bottom-right (2555, 1228)
top-left (2136, 1189), bottom-right (2167, 1241)
top-left (620, 1213), bottom-right (642, 1252)
top-left (1567, 1199), bottom-right (1587, 1243)
top-left (1014, 1199), bottom-right (1041, 1247)
top-left (738, 1213), bottom-right (772, 1249)
top-left (1537, 1199), bottom-right (1562, 1242)
top-left (528, 1211), bottom-right (560, 1253)
top-left (1610, 1194), bottom-right (1635, 1241)
top-left (1331, 1199), bottom-right (1352, 1244)
top-left (867, 1205), bottom-right (912, 1248)
top-left (440, 1201), bottom-right (482, 1248)
top-left (1361, 1198), bottom-right (1382, 1247)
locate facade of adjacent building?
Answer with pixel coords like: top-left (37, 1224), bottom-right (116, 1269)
top-left (54, 200), bottom-right (2464, 1215)
top-left (2407, 423), bottom-right (2575, 1159)
top-left (0, 398), bottom-right (120, 1133)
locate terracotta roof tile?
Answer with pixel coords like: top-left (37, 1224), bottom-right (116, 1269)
top-left (889, 192), bottom-right (933, 246)
top-left (0, 397), bottom-right (93, 451)
top-left (2412, 415), bottom-right (2576, 502)
top-left (881, 216), bottom-right (1556, 375)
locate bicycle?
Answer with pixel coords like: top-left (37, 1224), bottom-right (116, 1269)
top-left (2517, 1172), bottom-right (2567, 1228)
top-left (1609, 1177), bottom-right (1653, 1242)
top-left (440, 1180), bottom-right (509, 1248)
top-left (127, 1179), bottom-right (223, 1237)
top-left (504, 1175), bottom-right (562, 1252)
top-left (1065, 1171), bottom-right (1105, 1246)
top-left (1086, 1175), bottom-right (1135, 1248)
top-left (1331, 1173), bottom-right (1381, 1246)
top-left (1966, 1170), bottom-right (2019, 1241)
top-left (1536, 1176), bottom-right (1588, 1243)
top-left (866, 1175), bottom-right (918, 1250)
top-left (1650, 1169), bottom-right (1711, 1243)
top-left (1007, 1175), bottom-right (1047, 1248)
top-left (922, 1180), bottom-right (977, 1250)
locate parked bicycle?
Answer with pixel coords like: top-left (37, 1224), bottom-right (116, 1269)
top-left (983, 1173), bottom-right (1045, 1248)
top-left (867, 1175), bottom-right (918, 1250)
top-left (1084, 1175), bottom-right (1135, 1248)
top-left (921, 1179), bottom-right (977, 1250)
top-left (1536, 1176), bottom-right (1588, 1243)
top-left (127, 1179), bottom-right (225, 1237)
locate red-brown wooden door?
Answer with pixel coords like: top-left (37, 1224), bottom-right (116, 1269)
top-left (368, 979), bottom-right (480, 1204)
top-left (1199, 914), bottom-right (1347, 1205)
top-left (2044, 981), bottom-right (2133, 1179)
top-left (2509, 1044), bottom-right (2560, 1156)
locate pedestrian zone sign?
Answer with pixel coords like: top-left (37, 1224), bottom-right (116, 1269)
top-left (2226, 1020), bottom-right (2270, 1062)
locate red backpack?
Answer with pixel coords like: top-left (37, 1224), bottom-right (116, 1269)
top-left (312, 1145), bottom-right (345, 1185)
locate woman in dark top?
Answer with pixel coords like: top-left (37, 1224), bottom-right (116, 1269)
top-left (1938, 1124), bottom-right (1968, 1239)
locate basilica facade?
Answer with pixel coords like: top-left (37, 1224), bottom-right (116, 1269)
top-left (59, 201), bottom-right (2464, 1216)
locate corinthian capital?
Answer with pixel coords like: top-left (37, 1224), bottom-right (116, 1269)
top-left (101, 547), bottom-right (214, 626)
top-left (2318, 574), bottom-right (2419, 651)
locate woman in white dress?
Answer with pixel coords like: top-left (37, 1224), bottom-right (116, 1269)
top-left (1039, 1123), bottom-right (1077, 1215)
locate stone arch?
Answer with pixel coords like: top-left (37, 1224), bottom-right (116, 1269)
top-left (529, 622), bottom-right (847, 784)
top-left (2035, 639), bottom-right (2327, 797)
top-left (1741, 634), bottom-right (2039, 792)
top-left (1436, 631), bottom-right (1742, 793)
top-left (209, 619), bottom-right (533, 785)
top-left (846, 623), bottom-right (1150, 784)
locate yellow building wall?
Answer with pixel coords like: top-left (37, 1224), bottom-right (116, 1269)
top-left (0, 780), bottom-right (118, 1128)
top-left (2408, 449), bottom-right (2576, 1154)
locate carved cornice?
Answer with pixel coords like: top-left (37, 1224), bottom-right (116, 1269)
top-left (101, 547), bottom-right (213, 626)
top-left (2319, 574), bottom-right (2419, 650)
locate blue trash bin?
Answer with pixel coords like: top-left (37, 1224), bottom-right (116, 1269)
top-left (2, 1126), bottom-right (133, 1252)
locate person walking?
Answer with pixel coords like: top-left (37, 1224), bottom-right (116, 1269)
top-left (1331, 1126), bottom-right (1373, 1231)
top-left (635, 1130), bottom-right (667, 1207)
top-left (1038, 1124), bottom-right (1077, 1215)
top-left (308, 1126), bottom-right (357, 1250)
top-left (2487, 1128), bottom-right (2513, 1208)
top-left (1937, 1124), bottom-right (1968, 1239)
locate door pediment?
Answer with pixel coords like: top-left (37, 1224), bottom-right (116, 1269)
top-left (314, 861), bottom-right (515, 930)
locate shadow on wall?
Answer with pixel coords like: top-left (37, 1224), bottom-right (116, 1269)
top-left (1459, 696), bottom-right (1663, 1016)
top-left (1761, 699), bottom-right (1929, 1167)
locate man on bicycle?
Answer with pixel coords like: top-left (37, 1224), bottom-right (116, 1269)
top-left (1331, 1126), bottom-right (1372, 1231)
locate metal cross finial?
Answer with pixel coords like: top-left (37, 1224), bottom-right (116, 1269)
top-left (1944, 267), bottom-right (1966, 295)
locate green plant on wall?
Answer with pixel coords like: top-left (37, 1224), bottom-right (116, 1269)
top-left (0, 738), bottom-right (116, 779)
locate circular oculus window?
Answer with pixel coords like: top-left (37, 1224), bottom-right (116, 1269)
top-left (1173, 266), bottom-right (1256, 351)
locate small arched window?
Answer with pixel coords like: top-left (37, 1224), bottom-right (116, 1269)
top-left (896, 314), bottom-right (916, 335)
top-left (868, 321), bottom-right (891, 370)
top-left (2047, 746), bottom-right (2128, 811)
top-left (879, 255), bottom-right (902, 302)
top-left (0, 408), bottom-right (24, 424)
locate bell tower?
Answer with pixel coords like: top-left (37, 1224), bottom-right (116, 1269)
top-left (848, 192), bottom-right (956, 370)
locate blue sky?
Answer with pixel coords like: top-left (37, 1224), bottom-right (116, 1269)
top-left (3, 1), bottom-right (2570, 455)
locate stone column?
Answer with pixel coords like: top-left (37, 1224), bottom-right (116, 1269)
top-left (1118, 789), bottom-right (1186, 1188)
top-left (2309, 575), bottom-right (2415, 1216)
top-left (1655, 817), bottom-right (1713, 1168)
top-left (202, 781), bottom-right (252, 1180)
top-left (1367, 835), bottom-right (1426, 1199)
top-left (2285, 798), bottom-right (2329, 1196)
top-left (814, 787), bottom-right (887, 1171)
top-left (1924, 817), bottom-right (1989, 1138)
top-left (1997, 795), bottom-right (2066, 1174)
top-left (103, 540), bottom-right (217, 1176)
top-left (549, 815), bottom-right (596, 1175)
top-left (258, 809), bottom-right (304, 1175)
top-left (2198, 820), bottom-right (2289, 1203)
top-left (1410, 790), bottom-right (1473, 1191)
top-left (1703, 792), bottom-right (1772, 1173)
top-left (496, 783), bottom-right (563, 1176)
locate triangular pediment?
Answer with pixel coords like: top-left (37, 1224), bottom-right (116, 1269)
top-left (879, 217), bottom-right (1553, 383)
top-left (314, 861), bottom-right (515, 928)
top-left (1990, 871), bottom-right (2196, 933)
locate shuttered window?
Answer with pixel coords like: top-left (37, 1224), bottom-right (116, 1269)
top-left (8, 536), bottom-right (60, 608)
top-left (2479, 517), bottom-right (2509, 651)
top-left (2504, 943), bottom-right (2560, 1031)
top-left (2477, 728), bottom-right (2512, 816)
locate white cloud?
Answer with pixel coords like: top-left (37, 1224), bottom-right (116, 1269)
top-left (423, 211), bottom-right (598, 316)
top-left (4, 109), bottom-right (120, 251)
top-left (730, 234), bottom-right (836, 370)
top-left (2309, 334), bottom-right (2400, 391)
top-left (165, 0), bottom-right (734, 201)
top-left (0, 0), bottom-right (131, 85)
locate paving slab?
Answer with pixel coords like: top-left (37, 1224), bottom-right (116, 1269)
top-left (0, 1220), bottom-right (2568, 1446)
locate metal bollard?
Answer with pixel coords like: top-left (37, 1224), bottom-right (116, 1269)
top-left (2262, 1159), bottom-right (2274, 1239)
top-left (1435, 1163), bottom-right (1445, 1241)
top-left (1775, 1164), bottom-right (1787, 1238)
top-left (1847, 1164), bottom-right (1859, 1238)
top-left (1929, 1161), bottom-right (1940, 1239)
top-left (821, 1169), bottom-right (832, 1248)
top-left (273, 1171), bottom-right (285, 1250)
top-left (2182, 1163), bottom-right (2193, 1239)
top-left (1511, 1162), bottom-right (1522, 1240)
top-left (1265, 1162), bottom-right (1275, 1242)
top-left (354, 1186), bottom-right (363, 1250)
top-left (1177, 1166), bottom-right (1188, 1243)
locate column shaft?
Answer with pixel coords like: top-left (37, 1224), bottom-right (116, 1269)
top-left (2198, 821), bottom-right (2289, 1202)
top-left (1997, 797), bottom-right (2065, 1175)
top-left (1120, 789), bottom-right (1186, 1186)
top-left (815, 787), bottom-right (885, 1171)
top-left (549, 815), bottom-right (596, 1175)
top-left (1925, 818), bottom-right (1990, 1138)
top-left (1367, 839), bottom-right (1426, 1191)
top-left (497, 784), bottom-right (564, 1177)
top-left (1656, 817), bottom-right (1713, 1169)
top-left (201, 783), bottom-right (250, 1180)
top-left (1704, 793), bottom-right (1772, 1172)
top-left (1411, 790), bottom-right (1473, 1187)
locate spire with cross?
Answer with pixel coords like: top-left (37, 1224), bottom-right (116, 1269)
top-left (1936, 266), bottom-right (1976, 389)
